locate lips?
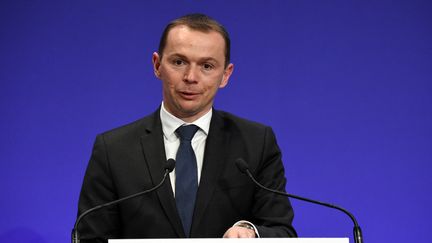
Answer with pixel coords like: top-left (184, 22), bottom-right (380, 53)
top-left (179, 90), bottom-right (200, 100)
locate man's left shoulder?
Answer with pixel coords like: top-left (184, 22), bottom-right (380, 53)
top-left (213, 110), bottom-right (271, 131)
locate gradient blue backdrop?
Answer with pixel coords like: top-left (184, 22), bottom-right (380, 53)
top-left (1, 1), bottom-right (431, 242)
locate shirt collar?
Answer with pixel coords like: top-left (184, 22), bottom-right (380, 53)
top-left (160, 102), bottom-right (212, 140)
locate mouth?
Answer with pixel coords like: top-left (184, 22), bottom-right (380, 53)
top-left (179, 90), bottom-right (200, 100)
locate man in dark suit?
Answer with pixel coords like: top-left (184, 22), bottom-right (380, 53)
top-left (77, 13), bottom-right (296, 242)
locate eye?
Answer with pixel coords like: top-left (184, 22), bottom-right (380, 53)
top-left (173, 59), bottom-right (185, 66)
top-left (202, 63), bottom-right (214, 70)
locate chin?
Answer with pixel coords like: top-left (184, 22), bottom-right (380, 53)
top-left (178, 105), bottom-right (203, 117)
top-left (179, 107), bottom-right (200, 116)
top-left (177, 101), bottom-right (199, 111)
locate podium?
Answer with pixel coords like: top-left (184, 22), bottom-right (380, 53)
top-left (109, 238), bottom-right (349, 243)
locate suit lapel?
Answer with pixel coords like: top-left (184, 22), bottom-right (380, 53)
top-left (140, 110), bottom-right (186, 237)
top-left (191, 111), bottom-right (230, 235)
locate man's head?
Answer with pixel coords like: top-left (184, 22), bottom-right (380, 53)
top-left (158, 13), bottom-right (231, 68)
top-left (152, 14), bottom-right (234, 122)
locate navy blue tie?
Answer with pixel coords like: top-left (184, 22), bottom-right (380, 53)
top-left (175, 125), bottom-right (199, 236)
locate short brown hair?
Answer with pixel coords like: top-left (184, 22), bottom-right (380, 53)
top-left (158, 13), bottom-right (231, 67)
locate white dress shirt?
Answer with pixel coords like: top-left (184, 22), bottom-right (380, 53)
top-left (160, 102), bottom-right (212, 195)
top-left (159, 102), bottom-right (259, 237)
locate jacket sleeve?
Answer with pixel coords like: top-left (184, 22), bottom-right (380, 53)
top-left (252, 127), bottom-right (297, 237)
top-left (76, 134), bottom-right (121, 243)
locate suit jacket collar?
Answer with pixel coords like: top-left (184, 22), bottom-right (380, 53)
top-left (140, 108), bottom-right (230, 237)
top-left (191, 110), bottom-right (230, 236)
top-left (140, 109), bottom-right (186, 237)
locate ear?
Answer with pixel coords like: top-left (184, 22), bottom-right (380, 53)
top-left (152, 52), bottom-right (161, 78)
top-left (219, 63), bottom-right (234, 88)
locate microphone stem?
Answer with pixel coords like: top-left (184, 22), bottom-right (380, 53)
top-left (246, 170), bottom-right (363, 243)
top-left (72, 170), bottom-right (169, 243)
top-left (72, 229), bottom-right (78, 243)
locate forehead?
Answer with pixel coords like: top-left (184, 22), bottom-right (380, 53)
top-left (163, 25), bottom-right (226, 60)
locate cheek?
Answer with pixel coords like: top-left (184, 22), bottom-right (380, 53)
top-left (163, 82), bottom-right (177, 98)
top-left (205, 75), bottom-right (224, 91)
top-left (166, 69), bottom-right (184, 85)
top-left (160, 70), bottom-right (179, 88)
top-left (203, 82), bottom-right (221, 98)
top-left (161, 77), bottom-right (177, 95)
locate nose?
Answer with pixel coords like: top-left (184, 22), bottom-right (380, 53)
top-left (183, 65), bottom-right (199, 83)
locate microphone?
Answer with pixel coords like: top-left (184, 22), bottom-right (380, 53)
top-left (235, 158), bottom-right (363, 243)
top-left (72, 159), bottom-right (176, 243)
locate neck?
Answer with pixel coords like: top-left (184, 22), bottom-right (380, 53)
top-left (162, 103), bottom-right (212, 123)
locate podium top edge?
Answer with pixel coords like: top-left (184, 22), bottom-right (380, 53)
top-left (109, 238), bottom-right (349, 243)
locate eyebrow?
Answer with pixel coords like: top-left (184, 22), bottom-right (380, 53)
top-left (168, 53), bottom-right (220, 64)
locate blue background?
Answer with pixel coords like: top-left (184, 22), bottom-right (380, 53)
top-left (1, 1), bottom-right (431, 242)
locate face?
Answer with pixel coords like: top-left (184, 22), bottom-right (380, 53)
top-left (152, 25), bottom-right (234, 122)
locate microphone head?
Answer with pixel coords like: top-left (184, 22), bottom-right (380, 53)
top-left (235, 158), bottom-right (249, 174)
top-left (165, 159), bottom-right (176, 173)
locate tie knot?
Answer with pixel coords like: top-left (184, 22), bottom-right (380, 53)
top-left (176, 125), bottom-right (199, 141)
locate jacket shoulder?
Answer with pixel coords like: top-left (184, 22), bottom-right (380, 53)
top-left (98, 110), bottom-right (159, 142)
top-left (215, 110), bottom-right (270, 131)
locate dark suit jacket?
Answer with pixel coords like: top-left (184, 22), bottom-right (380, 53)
top-left (77, 109), bottom-right (296, 242)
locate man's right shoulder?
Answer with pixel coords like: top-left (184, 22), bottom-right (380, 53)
top-left (96, 109), bottom-right (160, 142)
